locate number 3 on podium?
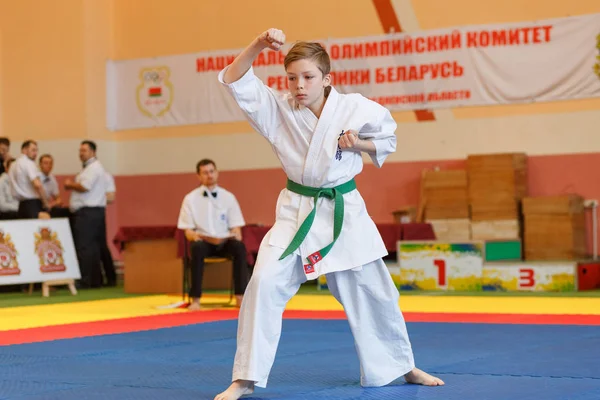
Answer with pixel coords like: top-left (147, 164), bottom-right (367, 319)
top-left (519, 268), bottom-right (535, 288)
top-left (433, 259), bottom-right (446, 287)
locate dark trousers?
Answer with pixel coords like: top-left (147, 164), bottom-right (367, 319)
top-left (18, 199), bottom-right (43, 219)
top-left (100, 211), bottom-right (116, 285)
top-left (73, 207), bottom-right (105, 288)
top-left (189, 239), bottom-right (249, 299)
top-left (0, 211), bottom-right (19, 220)
top-left (50, 206), bottom-right (71, 219)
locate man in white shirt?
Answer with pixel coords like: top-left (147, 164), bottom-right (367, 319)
top-left (99, 171), bottom-right (117, 287)
top-left (8, 140), bottom-right (49, 219)
top-left (64, 140), bottom-right (107, 289)
top-left (39, 154), bottom-right (60, 205)
top-left (0, 137), bottom-right (11, 175)
top-left (105, 172), bottom-right (116, 203)
top-left (38, 154), bottom-right (70, 218)
top-left (0, 159), bottom-right (19, 219)
top-left (177, 159), bottom-right (249, 310)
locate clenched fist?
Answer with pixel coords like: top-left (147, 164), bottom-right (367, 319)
top-left (338, 130), bottom-right (360, 149)
top-left (257, 28), bottom-right (286, 51)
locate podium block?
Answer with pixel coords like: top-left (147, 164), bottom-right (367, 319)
top-left (394, 241), bottom-right (484, 291)
top-left (482, 262), bottom-right (576, 291)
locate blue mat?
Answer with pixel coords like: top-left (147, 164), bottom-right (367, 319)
top-left (1, 320), bottom-right (599, 399)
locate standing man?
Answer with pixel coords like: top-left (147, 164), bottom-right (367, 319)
top-left (177, 159), bottom-right (249, 311)
top-left (39, 154), bottom-right (70, 218)
top-left (0, 137), bottom-right (11, 175)
top-left (9, 140), bottom-right (49, 219)
top-left (0, 159), bottom-right (19, 219)
top-left (99, 171), bottom-right (117, 287)
top-left (64, 140), bottom-right (107, 289)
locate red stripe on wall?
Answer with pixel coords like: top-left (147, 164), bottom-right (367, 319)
top-left (371, 0), bottom-right (436, 122)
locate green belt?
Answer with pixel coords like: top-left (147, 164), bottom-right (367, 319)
top-left (279, 178), bottom-right (357, 266)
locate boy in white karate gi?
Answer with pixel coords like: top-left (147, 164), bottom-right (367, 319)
top-left (215, 28), bottom-right (444, 400)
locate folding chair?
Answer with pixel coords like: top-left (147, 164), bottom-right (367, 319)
top-left (182, 237), bottom-right (235, 307)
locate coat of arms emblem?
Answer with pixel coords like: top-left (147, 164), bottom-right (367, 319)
top-left (136, 66), bottom-right (174, 118)
top-left (0, 230), bottom-right (19, 276)
top-left (35, 227), bottom-right (66, 273)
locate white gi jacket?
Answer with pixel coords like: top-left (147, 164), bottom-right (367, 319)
top-left (218, 66), bottom-right (397, 280)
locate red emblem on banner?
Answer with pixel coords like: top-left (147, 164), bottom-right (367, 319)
top-left (0, 230), bottom-right (20, 276)
top-left (35, 227), bottom-right (66, 273)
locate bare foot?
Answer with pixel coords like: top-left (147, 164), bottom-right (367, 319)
top-left (235, 295), bottom-right (243, 308)
top-left (214, 380), bottom-right (254, 400)
top-left (188, 302), bottom-right (201, 311)
top-left (404, 367), bottom-right (445, 386)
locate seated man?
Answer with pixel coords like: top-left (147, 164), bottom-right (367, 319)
top-left (177, 159), bottom-right (249, 311)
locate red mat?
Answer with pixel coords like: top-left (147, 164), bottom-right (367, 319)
top-left (2, 310), bottom-right (599, 346)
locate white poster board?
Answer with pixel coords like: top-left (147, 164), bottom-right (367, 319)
top-left (0, 218), bottom-right (81, 285)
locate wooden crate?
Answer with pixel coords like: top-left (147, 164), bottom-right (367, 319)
top-left (422, 170), bottom-right (467, 189)
top-left (470, 201), bottom-right (520, 221)
top-left (467, 153), bottom-right (527, 174)
top-left (426, 207), bottom-right (470, 219)
top-left (522, 195), bottom-right (585, 215)
top-left (468, 154), bottom-right (527, 195)
top-left (471, 219), bottom-right (520, 240)
top-left (427, 218), bottom-right (471, 241)
top-left (422, 170), bottom-right (469, 220)
top-left (467, 153), bottom-right (528, 223)
top-left (524, 213), bottom-right (586, 261)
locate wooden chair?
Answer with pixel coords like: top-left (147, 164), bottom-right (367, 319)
top-left (182, 237), bottom-right (235, 307)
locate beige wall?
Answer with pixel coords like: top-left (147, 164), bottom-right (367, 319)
top-left (0, 0), bottom-right (598, 174)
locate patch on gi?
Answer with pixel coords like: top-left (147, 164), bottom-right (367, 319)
top-left (307, 251), bottom-right (322, 266)
top-left (303, 263), bottom-right (315, 274)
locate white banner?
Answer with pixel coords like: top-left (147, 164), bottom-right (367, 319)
top-left (0, 219), bottom-right (81, 285)
top-left (106, 13), bottom-right (600, 130)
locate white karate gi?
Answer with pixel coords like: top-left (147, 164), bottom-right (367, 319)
top-left (218, 66), bottom-right (415, 388)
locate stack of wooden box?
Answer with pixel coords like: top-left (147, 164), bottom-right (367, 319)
top-left (467, 153), bottom-right (527, 240)
top-left (522, 195), bottom-right (587, 260)
top-left (422, 169), bottom-right (471, 241)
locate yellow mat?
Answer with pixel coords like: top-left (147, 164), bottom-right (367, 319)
top-left (287, 295), bottom-right (600, 315)
top-left (2, 294), bottom-right (600, 332)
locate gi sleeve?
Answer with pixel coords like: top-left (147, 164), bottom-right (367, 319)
top-left (218, 66), bottom-right (283, 143)
top-left (357, 97), bottom-right (398, 168)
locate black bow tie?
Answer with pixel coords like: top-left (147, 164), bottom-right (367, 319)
top-left (203, 190), bottom-right (217, 198)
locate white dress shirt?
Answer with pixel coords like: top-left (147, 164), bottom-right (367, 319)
top-left (105, 172), bottom-right (115, 193)
top-left (69, 158), bottom-right (107, 211)
top-left (9, 154), bottom-right (40, 201)
top-left (0, 173), bottom-right (19, 212)
top-left (177, 185), bottom-right (245, 239)
top-left (40, 173), bottom-right (59, 199)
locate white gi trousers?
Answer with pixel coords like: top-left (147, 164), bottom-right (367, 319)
top-left (231, 231), bottom-right (416, 388)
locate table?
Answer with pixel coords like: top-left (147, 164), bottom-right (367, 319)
top-left (113, 226), bottom-right (181, 294)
